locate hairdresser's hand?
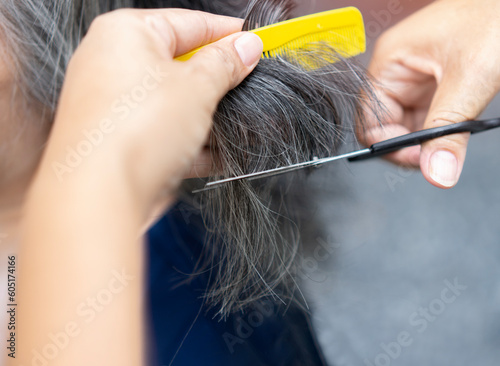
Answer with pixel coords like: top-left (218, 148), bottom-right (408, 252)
top-left (365, 0), bottom-right (500, 188)
top-left (19, 9), bottom-right (262, 366)
top-left (42, 9), bottom-right (262, 213)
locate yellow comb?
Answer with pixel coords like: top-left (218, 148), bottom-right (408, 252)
top-left (175, 7), bottom-right (366, 66)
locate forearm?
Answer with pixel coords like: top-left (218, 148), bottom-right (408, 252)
top-left (10, 8), bottom-right (262, 365)
top-left (17, 154), bottom-right (145, 366)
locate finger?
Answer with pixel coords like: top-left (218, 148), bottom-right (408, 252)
top-left (361, 83), bottom-right (421, 167)
top-left (363, 124), bottom-right (422, 168)
top-left (420, 71), bottom-right (497, 189)
top-left (187, 31), bottom-right (263, 106)
top-left (362, 83), bottom-right (403, 130)
top-left (143, 10), bottom-right (244, 58)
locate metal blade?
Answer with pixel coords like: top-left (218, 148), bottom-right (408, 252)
top-left (192, 148), bottom-right (371, 193)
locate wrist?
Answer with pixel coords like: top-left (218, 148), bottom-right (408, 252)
top-left (31, 144), bottom-right (156, 228)
top-left (38, 117), bottom-right (182, 218)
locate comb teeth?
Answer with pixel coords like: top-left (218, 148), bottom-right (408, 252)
top-left (175, 7), bottom-right (366, 65)
top-left (262, 26), bottom-right (362, 61)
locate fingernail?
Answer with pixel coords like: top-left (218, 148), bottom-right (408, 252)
top-left (429, 150), bottom-right (458, 187)
top-left (234, 33), bottom-right (263, 67)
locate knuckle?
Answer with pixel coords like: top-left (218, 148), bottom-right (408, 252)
top-left (180, 64), bottom-right (214, 97)
top-left (211, 44), bottom-right (240, 84)
top-left (89, 9), bottom-right (138, 32)
top-left (432, 91), bottom-right (486, 122)
top-left (429, 110), bottom-right (472, 126)
top-left (192, 45), bottom-right (239, 88)
top-left (211, 44), bottom-right (236, 67)
top-left (106, 8), bottom-right (138, 20)
top-left (373, 28), bottom-right (398, 55)
top-left (88, 14), bottom-right (108, 32)
top-left (186, 60), bottom-right (211, 82)
top-left (422, 127), bottom-right (469, 156)
top-left (199, 12), bottom-right (216, 45)
top-left (424, 119), bottom-right (470, 153)
top-left (432, 134), bottom-right (469, 154)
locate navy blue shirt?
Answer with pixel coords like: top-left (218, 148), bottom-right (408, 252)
top-left (146, 202), bottom-right (326, 366)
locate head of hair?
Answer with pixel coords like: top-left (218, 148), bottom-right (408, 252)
top-left (0, 0), bottom-right (377, 318)
top-left (181, 0), bottom-right (377, 318)
top-left (0, 0), bottom-right (135, 120)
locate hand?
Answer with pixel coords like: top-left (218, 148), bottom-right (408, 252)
top-left (42, 8), bottom-right (262, 213)
top-left (365, 0), bottom-right (500, 188)
top-left (18, 9), bottom-right (262, 366)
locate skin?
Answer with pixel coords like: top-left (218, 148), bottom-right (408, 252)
top-left (3, 9), bottom-right (262, 366)
top-left (365, 0), bottom-right (500, 188)
top-left (0, 0), bottom-right (498, 364)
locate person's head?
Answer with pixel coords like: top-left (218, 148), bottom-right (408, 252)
top-left (0, 1), bottom-right (135, 197)
top-left (0, 0), bottom-right (248, 195)
top-left (187, 0), bottom-right (378, 317)
top-left (0, 0), bottom-right (376, 317)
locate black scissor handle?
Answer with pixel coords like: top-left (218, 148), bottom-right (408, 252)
top-left (349, 118), bottom-right (500, 161)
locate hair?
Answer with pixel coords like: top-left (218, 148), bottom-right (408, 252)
top-left (0, 0), bottom-right (377, 318)
top-left (184, 0), bottom-right (376, 317)
top-left (0, 0), bottom-right (138, 123)
top-left (136, 0), bottom-right (247, 15)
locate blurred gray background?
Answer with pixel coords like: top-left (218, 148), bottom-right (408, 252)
top-left (294, 1), bottom-right (500, 365)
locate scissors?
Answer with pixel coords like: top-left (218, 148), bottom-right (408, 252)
top-left (193, 117), bottom-right (500, 193)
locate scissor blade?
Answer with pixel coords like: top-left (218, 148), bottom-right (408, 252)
top-left (192, 148), bottom-right (371, 193)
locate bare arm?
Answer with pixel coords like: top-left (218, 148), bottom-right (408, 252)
top-left (16, 9), bottom-right (262, 366)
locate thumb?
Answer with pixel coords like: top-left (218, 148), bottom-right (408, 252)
top-left (420, 72), bottom-right (496, 189)
top-left (186, 32), bottom-right (263, 107)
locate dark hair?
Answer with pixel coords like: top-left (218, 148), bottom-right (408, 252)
top-left (182, 0), bottom-right (376, 317)
top-left (1, 0), bottom-right (376, 318)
